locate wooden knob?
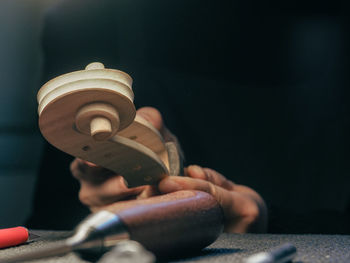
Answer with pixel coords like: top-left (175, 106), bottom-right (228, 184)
top-left (75, 102), bottom-right (120, 141)
top-left (90, 117), bottom-right (113, 141)
top-left (85, 62), bottom-right (105, 70)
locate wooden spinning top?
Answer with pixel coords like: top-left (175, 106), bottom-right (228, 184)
top-left (37, 62), bottom-right (178, 187)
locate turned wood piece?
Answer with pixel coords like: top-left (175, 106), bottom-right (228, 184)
top-left (111, 190), bottom-right (224, 257)
top-left (37, 62), bottom-right (176, 187)
top-left (75, 102), bottom-right (120, 141)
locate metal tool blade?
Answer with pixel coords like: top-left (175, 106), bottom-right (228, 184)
top-left (28, 232), bottom-right (40, 241)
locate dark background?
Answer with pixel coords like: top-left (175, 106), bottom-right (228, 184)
top-left (0, 0), bottom-right (49, 228)
top-left (20, 0), bottom-right (350, 234)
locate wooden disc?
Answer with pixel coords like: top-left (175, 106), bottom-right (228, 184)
top-left (38, 63), bottom-right (133, 104)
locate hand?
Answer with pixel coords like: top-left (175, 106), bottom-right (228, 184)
top-left (70, 107), bottom-right (267, 233)
top-left (159, 165), bottom-right (267, 233)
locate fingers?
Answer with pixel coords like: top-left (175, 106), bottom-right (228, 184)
top-left (78, 173), bottom-right (158, 207)
top-left (158, 175), bottom-right (246, 215)
top-left (158, 165), bottom-right (266, 233)
top-left (70, 158), bottom-right (115, 184)
top-left (136, 107), bottom-right (164, 131)
top-left (78, 175), bottom-right (140, 207)
top-left (186, 165), bottom-right (265, 202)
top-left (80, 181), bottom-right (158, 212)
top-left (136, 107), bottom-right (174, 141)
top-left (70, 158), bottom-right (155, 209)
top-left (185, 165), bottom-right (235, 191)
top-left (136, 107), bottom-right (184, 158)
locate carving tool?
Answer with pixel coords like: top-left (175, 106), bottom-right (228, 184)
top-left (2, 190), bottom-right (223, 262)
top-left (0, 227), bottom-right (39, 249)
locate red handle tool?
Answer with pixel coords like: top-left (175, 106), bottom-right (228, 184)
top-left (0, 227), bottom-right (29, 249)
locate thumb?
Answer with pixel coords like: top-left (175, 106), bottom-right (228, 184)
top-left (158, 175), bottom-right (262, 232)
top-left (158, 175), bottom-right (234, 216)
top-left (136, 107), bottom-right (184, 158)
top-left (136, 107), bottom-right (164, 132)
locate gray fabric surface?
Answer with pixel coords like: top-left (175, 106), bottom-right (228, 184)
top-left (0, 231), bottom-right (349, 263)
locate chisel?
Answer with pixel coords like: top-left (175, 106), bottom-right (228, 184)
top-left (3, 190), bottom-right (223, 262)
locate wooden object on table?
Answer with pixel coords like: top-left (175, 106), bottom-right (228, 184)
top-left (110, 190), bottom-right (224, 257)
top-left (0, 191), bottom-right (224, 263)
top-left (37, 62), bottom-right (180, 187)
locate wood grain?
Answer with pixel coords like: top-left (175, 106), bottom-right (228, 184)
top-left (113, 190), bottom-right (224, 257)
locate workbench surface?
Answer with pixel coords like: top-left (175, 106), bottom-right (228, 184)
top-left (0, 231), bottom-right (349, 263)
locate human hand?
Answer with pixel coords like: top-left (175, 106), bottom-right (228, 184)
top-left (70, 107), bottom-right (267, 233)
top-left (158, 165), bottom-right (268, 233)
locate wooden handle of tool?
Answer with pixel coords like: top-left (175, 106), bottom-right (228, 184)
top-left (114, 190), bottom-right (224, 257)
